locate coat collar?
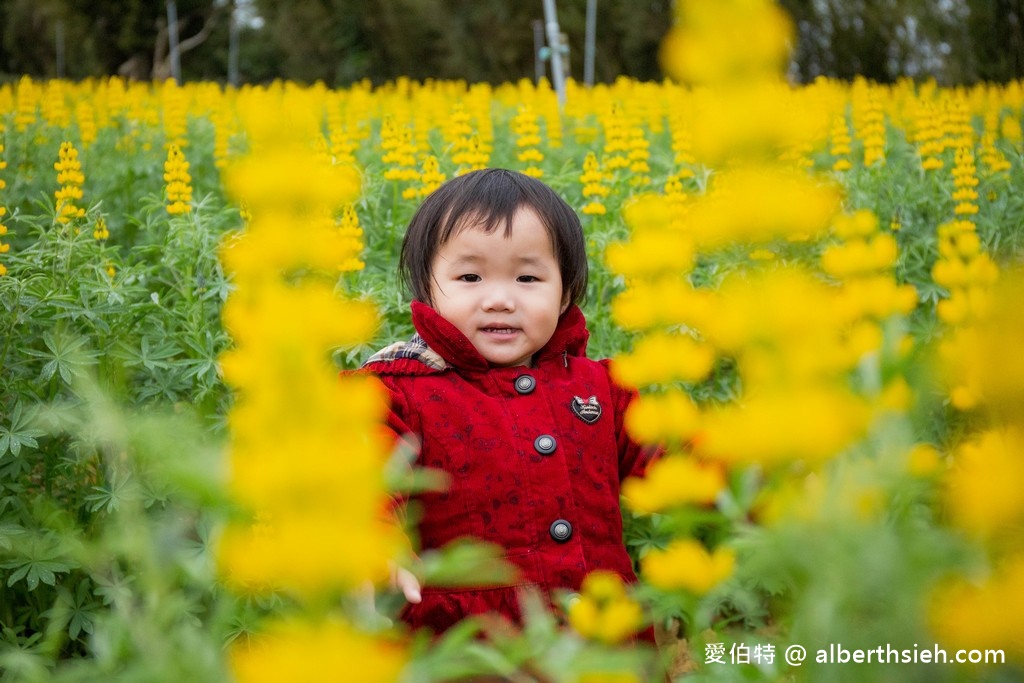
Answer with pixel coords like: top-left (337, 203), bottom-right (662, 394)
top-left (411, 300), bottom-right (589, 373)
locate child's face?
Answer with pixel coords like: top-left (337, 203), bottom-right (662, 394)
top-left (429, 208), bottom-right (567, 367)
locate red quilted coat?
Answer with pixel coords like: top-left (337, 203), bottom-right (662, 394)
top-left (363, 301), bottom-right (658, 634)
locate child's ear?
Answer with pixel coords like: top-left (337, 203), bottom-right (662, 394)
top-left (560, 295), bottom-right (570, 315)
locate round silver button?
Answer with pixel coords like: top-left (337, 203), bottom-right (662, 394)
top-left (534, 435), bottom-right (557, 455)
top-left (549, 519), bottom-right (572, 542)
top-left (515, 375), bottom-right (536, 394)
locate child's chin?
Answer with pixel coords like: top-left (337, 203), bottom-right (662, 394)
top-left (485, 354), bottom-right (531, 368)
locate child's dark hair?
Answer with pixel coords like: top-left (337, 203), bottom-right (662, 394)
top-left (399, 168), bottom-right (588, 308)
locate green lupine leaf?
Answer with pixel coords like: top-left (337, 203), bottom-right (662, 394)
top-left (0, 403), bottom-right (46, 457)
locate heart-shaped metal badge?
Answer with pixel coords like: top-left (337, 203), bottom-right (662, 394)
top-left (571, 395), bottom-right (602, 424)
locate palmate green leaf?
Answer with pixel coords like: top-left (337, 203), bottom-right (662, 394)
top-left (112, 335), bottom-right (183, 372)
top-left (84, 470), bottom-right (142, 514)
top-left (41, 581), bottom-right (101, 641)
top-left (22, 332), bottom-right (100, 385)
top-left (0, 523), bottom-right (28, 551)
top-left (1, 536), bottom-right (75, 591)
top-left (0, 403), bottom-right (47, 457)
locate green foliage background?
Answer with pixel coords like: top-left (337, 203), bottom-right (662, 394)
top-left (0, 77), bottom-right (1023, 680)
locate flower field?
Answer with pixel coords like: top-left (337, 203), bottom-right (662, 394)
top-left (2, 2), bottom-right (1024, 681)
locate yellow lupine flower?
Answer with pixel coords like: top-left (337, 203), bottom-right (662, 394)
top-left (944, 428), bottom-right (1024, 537)
top-left (622, 455), bottom-right (725, 514)
top-left (906, 443), bottom-right (943, 478)
top-left (660, 0), bottom-right (793, 86)
top-left (641, 539), bottom-right (735, 594)
top-left (623, 389), bottom-right (701, 446)
top-left (579, 151), bottom-right (610, 215)
top-left (696, 387), bottom-right (870, 465)
top-left (930, 555), bottom-right (1024, 657)
top-left (92, 215), bottom-right (110, 241)
top-left (683, 165), bottom-right (842, 249)
top-left (225, 151), bottom-right (361, 213)
top-left (610, 331), bottom-right (715, 388)
top-left (568, 570), bottom-right (644, 645)
top-left (54, 141), bottom-right (86, 223)
top-left (230, 617), bottom-right (406, 683)
top-left (164, 144), bottom-right (193, 215)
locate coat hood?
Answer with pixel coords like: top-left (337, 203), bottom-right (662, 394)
top-left (365, 301), bottom-right (590, 375)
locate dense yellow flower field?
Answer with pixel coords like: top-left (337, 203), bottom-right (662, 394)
top-left (1, 1), bottom-right (1023, 680)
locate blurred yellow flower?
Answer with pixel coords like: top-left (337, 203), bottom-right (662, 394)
top-left (906, 443), bottom-right (943, 478)
top-left (697, 387), bottom-right (869, 466)
top-left (610, 332), bottom-right (714, 389)
top-left (660, 0), bottom-right (793, 86)
top-left (225, 151), bottom-right (361, 215)
top-left (230, 617), bottom-right (406, 683)
top-left (568, 570), bottom-right (644, 645)
top-left (945, 428), bottom-right (1024, 538)
top-left (622, 454), bottom-right (725, 514)
top-left (684, 166), bottom-right (841, 249)
top-left (930, 555), bottom-right (1024, 657)
top-left (624, 389), bottom-right (701, 446)
top-left (641, 539), bottom-right (735, 594)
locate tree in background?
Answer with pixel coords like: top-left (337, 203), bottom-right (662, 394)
top-left (0, 0), bottom-right (235, 81)
top-left (252, 0), bottom-right (671, 85)
top-left (967, 0), bottom-right (1024, 82)
top-left (0, 0), bottom-right (1022, 85)
top-left (779, 0), bottom-right (976, 83)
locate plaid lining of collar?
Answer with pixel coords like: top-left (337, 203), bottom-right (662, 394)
top-left (363, 334), bottom-right (449, 371)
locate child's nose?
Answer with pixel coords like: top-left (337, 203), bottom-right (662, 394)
top-left (482, 285), bottom-right (515, 312)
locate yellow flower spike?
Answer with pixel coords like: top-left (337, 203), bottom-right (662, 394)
top-left (92, 215), bottom-right (110, 241)
top-left (568, 571), bottom-right (644, 645)
top-left (622, 455), bottom-right (726, 514)
top-left (623, 389), bottom-right (701, 446)
top-left (229, 617), bottom-right (406, 683)
top-left (696, 387), bottom-right (870, 466)
top-left (641, 539), bottom-right (735, 594)
top-left (683, 166), bottom-right (842, 249)
top-left (610, 279), bottom-right (713, 331)
top-left (945, 428), bottom-right (1024, 538)
top-left (226, 150), bottom-right (361, 215)
top-left (54, 140), bottom-right (86, 224)
top-left (611, 331), bottom-right (714, 388)
top-left (906, 443), bottom-right (943, 477)
top-left (164, 144), bottom-right (193, 215)
top-left (661, 0), bottom-right (794, 86)
top-left (930, 555), bottom-right (1024, 657)
top-left (876, 376), bottom-right (912, 413)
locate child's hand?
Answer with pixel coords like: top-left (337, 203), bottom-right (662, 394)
top-left (389, 561), bottom-right (422, 604)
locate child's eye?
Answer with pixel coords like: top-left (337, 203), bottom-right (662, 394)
top-left (458, 274), bottom-right (481, 282)
top-left (517, 275), bottom-right (539, 283)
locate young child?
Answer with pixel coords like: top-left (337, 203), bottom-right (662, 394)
top-left (363, 168), bottom-right (659, 636)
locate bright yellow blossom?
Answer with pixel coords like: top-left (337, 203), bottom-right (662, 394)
top-left (567, 570), bottom-right (644, 645)
top-left (164, 144), bottom-right (193, 215)
top-left (54, 140), bottom-right (86, 224)
top-left (230, 617), bottom-right (406, 683)
top-left (622, 455), bottom-right (725, 513)
top-left (944, 428), bottom-right (1024, 538)
top-left (641, 539), bottom-right (735, 594)
top-left (930, 555), bottom-right (1024, 657)
top-left (660, 0), bottom-right (793, 86)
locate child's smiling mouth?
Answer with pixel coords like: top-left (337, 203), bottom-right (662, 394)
top-left (480, 326), bottom-right (519, 335)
